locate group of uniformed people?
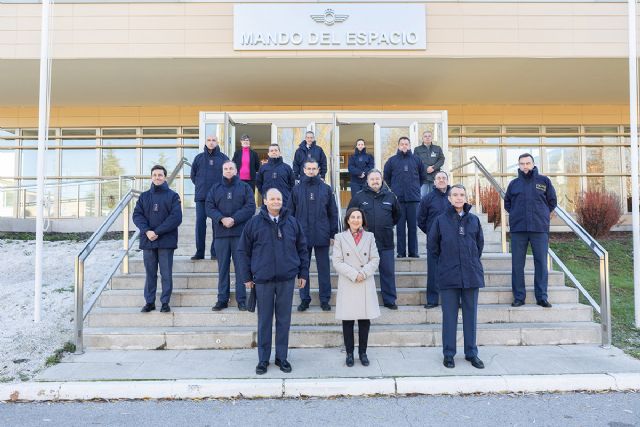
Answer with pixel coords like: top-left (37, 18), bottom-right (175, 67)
top-left (132, 129), bottom-right (557, 373)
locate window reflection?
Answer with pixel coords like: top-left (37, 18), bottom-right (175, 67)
top-left (277, 128), bottom-right (305, 165)
top-left (142, 148), bottom-right (178, 174)
top-left (503, 148), bottom-right (540, 175)
top-left (549, 176), bottom-right (581, 211)
top-left (585, 147), bottom-right (620, 174)
top-left (102, 149), bottom-right (137, 176)
top-left (380, 127), bottom-right (409, 169)
top-left (462, 147), bottom-right (500, 174)
top-left (61, 150), bottom-right (97, 176)
top-left (544, 147), bottom-right (580, 174)
top-left (21, 149), bottom-right (58, 177)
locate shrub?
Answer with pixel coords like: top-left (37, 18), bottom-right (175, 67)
top-left (575, 190), bottom-right (623, 238)
top-left (479, 186), bottom-right (502, 227)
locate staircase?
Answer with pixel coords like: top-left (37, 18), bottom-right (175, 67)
top-left (83, 208), bottom-right (601, 350)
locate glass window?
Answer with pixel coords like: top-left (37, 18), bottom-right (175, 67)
top-left (380, 127), bottom-right (410, 169)
top-left (584, 136), bottom-right (618, 145)
top-left (586, 176), bottom-right (622, 198)
top-left (277, 127), bottom-right (305, 165)
top-left (315, 123), bottom-right (333, 185)
top-left (60, 181), bottom-right (97, 217)
top-left (142, 128), bottom-right (178, 146)
top-left (142, 148), bottom-right (178, 174)
top-left (183, 128), bottom-right (199, 135)
top-left (461, 147), bottom-right (500, 174)
top-left (584, 126), bottom-right (619, 135)
top-left (448, 126), bottom-right (461, 135)
top-left (0, 129), bottom-right (17, 147)
top-left (0, 150), bottom-right (18, 176)
top-left (102, 149), bottom-right (137, 176)
top-left (21, 129), bottom-right (56, 138)
top-left (61, 149), bottom-right (97, 176)
top-left (183, 179), bottom-right (195, 208)
top-left (464, 126), bottom-right (500, 134)
top-left (0, 178), bottom-right (17, 217)
top-left (102, 128), bottom-right (137, 146)
top-left (504, 137), bottom-right (539, 145)
top-left (585, 147), bottom-right (620, 174)
top-left (544, 136), bottom-right (578, 145)
top-left (549, 176), bottom-right (581, 211)
top-left (449, 146), bottom-right (461, 170)
top-left (183, 147), bottom-right (199, 175)
top-left (544, 147), bottom-right (580, 174)
top-left (503, 148), bottom-right (541, 175)
top-left (465, 137), bottom-right (499, 145)
top-left (21, 149), bottom-right (58, 177)
top-left (61, 129), bottom-right (97, 147)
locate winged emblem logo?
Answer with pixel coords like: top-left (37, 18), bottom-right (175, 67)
top-left (310, 9), bottom-right (349, 26)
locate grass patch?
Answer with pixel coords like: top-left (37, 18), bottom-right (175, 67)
top-left (0, 231), bottom-right (132, 242)
top-left (549, 231), bottom-right (639, 358)
top-left (45, 341), bottom-right (77, 367)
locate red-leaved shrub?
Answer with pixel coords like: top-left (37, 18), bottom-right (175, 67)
top-left (575, 190), bottom-right (623, 238)
top-left (479, 186), bottom-right (502, 227)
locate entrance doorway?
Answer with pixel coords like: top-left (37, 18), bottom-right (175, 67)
top-left (338, 123), bottom-right (375, 207)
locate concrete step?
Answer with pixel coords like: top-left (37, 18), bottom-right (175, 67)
top-left (110, 271), bottom-right (566, 290)
top-left (125, 254), bottom-right (536, 274)
top-left (83, 321), bottom-right (602, 350)
top-left (98, 287), bottom-right (579, 308)
top-left (87, 304), bottom-right (593, 328)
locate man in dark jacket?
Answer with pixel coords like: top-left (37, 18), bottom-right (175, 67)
top-left (256, 143), bottom-right (295, 205)
top-left (348, 169), bottom-right (401, 309)
top-left (288, 159), bottom-right (339, 312)
top-left (231, 134), bottom-right (261, 192)
top-left (504, 153), bottom-right (557, 308)
top-left (190, 135), bottom-right (228, 260)
top-left (237, 188), bottom-right (309, 375)
top-left (383, 136), bottom-right (425, 258)
top-left (414, 131), bottom-right (445, 198)
top-left (348, 138), bottom-right (375, 195)
top-left (206, 161), bottom-right (256, 312)
top-left (428, 184), bottom-right (485, 370)
top-left (418, 171), bottom-right (451, 309)
top-left (292, 131), bottom-right (327, 181)
top-left (132, 165), bottom-right (183, 313)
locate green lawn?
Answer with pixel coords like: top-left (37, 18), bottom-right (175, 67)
top-left (549, 232), bottom-right (640, 358)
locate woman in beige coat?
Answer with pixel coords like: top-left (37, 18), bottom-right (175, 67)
top-left (333, 207), bottom-right (381, 367)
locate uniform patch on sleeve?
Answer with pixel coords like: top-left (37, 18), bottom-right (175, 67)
top-left (536, 183), bottom-right (547, 192)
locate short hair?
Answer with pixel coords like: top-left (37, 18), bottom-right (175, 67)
top-left (518, 153), bottom-right (535, 162)
top-left (151, 165), bottom-right (167, 176)
top-left (450, 183), bottom-right (466, 194)
top-left (355, 138), bottom-right (365, 145)
top-left (265, 188), bottom-right (282, 199)
top-left (422, 130), bottom-right (433, 136)
top-left (303, 158), bottom-right (319, 168)
top-left (397, 136), bottom-right (410, 144)
top-left (344, 207), bottom-right (368, 230)
top-left (240, 134), bottom-right (250, 141)
top-left (366, 169), bottom-right (383, 179)
top-left (223, 159), bottom-right (236, 167)
top-left (434, 170), bottom-right (449, 180)
top-left (305, 130), bottom-right (315, 136)
top-left (269, 143), bottom-right (280, 149)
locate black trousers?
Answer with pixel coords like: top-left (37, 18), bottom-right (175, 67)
top-left (342, 319), bottom-right (371, 355)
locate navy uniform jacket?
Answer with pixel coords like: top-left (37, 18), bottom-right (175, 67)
top-left (348, 185), bottom-right (401, 251)
top-left (292, 140), bottom-right (327, 180)
top-left (232, 148), bottom-right (261, 181)
top-left (237, 206), bottom-right (309, 284)
top-left (347, 148), bottom-right (375, 187)
top-left (190, 146), bottom-right (229, 202)
top-left (132, 182), bottom-right (183, 250)
top-left (383, 150), bottom-right (426, 202)
top-left (504, 166), bottom-right (557, 233)
top-left (414, 144), bottom-right (445, 183)
top-left (428, 204), bottom-right (485, 290)
top-left (205, 175), bottom-right (256, 238)
top-left (256, 157), bottom-right (295, 202)
top-left (287, 175), bottom-right (339, 247)
top-left (418, 185), bottom-right (451, 236)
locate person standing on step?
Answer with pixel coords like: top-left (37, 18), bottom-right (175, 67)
top-left (504, 153), bottom-right (557, 309)
top-left (288, 159), bottom-right (339, 312)
top-left (348, 169), bottom-right (401, 310)
top-left (383, 136), bottom-right (425, 259)
top-left (237, 188), bottom-right (309, 375)
top-left (292, 130), bottom-right (327, 182)
top-left (256, 143), bottom-right (295, 206)
top-left (418, 171), bottom-right (451, 309)
top-left (133, 165), bottom-right (183, 314)
top-left (428, 184), bottom-right (485, 370)
top-left (333, 207), bottom-right (380, 367)
top-left (232, 134), bottom-right (261, 193)
top-left (190, 135), bottom-right (228, 261)
top-left (348, 138), bottom-right (375, 195)
top-left (206, 161), bottom-right (256, 312)
top-left (414, 130), bottom-right (445, 198)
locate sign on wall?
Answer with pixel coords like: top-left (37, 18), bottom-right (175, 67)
top-left (234, 4), bottom-right (426, 51)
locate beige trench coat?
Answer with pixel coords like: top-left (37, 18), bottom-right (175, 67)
top-left (332, 230), bottom-right (381, 321)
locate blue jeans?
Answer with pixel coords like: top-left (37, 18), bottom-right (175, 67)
top-left (441, 287), bottom-right (479, 358)
top-left (214, 236), bottom-right (246, 305)
top-left (299, 245), bottom-right (331, 304)
top-left (511, 232), bottom-right (549, 302)
top-left (396, 201), bottom-right (419, 257)
top-left (420, 182), bottom-right (433, 198)
top-left (143, 248), bottom-right (174, 305)
top-left (195, 200), bottom-right (215, 258)
top-left (378, 249), bottom-right (396, 305)
top-left (256, 279), bottom-right (295, 362)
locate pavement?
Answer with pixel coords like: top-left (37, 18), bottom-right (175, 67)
top-left (2, 345), bottom-right (640, 401)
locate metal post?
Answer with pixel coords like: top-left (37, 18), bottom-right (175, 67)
top-left (500, 198), bottom-right (507, 253)
top-left (118, 176), bottom-right (123, 201)
top-left (74, 256), bottom-right (84, 354)
top-left (600, 253), bottom-right (612, 348)
top-left (123, 203), bottom-right (130, 274)
top-left (474, 166), bottom-right (481, 212)
top-left (76, 184), bottom-right (81, 218)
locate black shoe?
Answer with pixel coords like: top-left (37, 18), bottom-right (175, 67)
top-left (408, 254), bottom-right (420, 258)
top-left (190, 255), bottom-right (204, 260)
top-left (321, 302), bottom-right (331, 311)
top-left (346, 353), bottom-right (354, 367)
top-left (536, 300), bottom-right (552, 308)
top-left (297, 301), bottom-right (310, 312)
top-left (140, 303), bottom-right (155, 313)
top-left (212, 302), bottom-right (228, 311)
top-left (275, 358), bottom-right (292, 373)
top-left (443, 356), bottom-right (455, 368)
top-left (465, 356), bottom-right (485, 369)
top-left (237, 303), bottom-right (247, 311)
top-left (359, 353), bottom-right (370, 366)
top-left (256, 361), bottom-right (269, 375)
top-left (424, 303), bottom-right (439, 309)
top-left (511, 300), bottom-right (525, 307)
top-left (210, 255), bottom-right (217, 260)
top-left (383, 303), bottom-right (398, 310)
top-left (160, 303), bottom-right (170, 313)
top-left (397, 254), bottom-right (406, 258)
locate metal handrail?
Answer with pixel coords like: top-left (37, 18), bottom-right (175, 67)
top-left (74, 157), bottom-right (190, 354)
top-left (450, 156), bottom-right (611, 347)
top-left (0, 178), bottom-right (130, 192)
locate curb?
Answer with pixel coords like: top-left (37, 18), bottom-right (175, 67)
top-left (1, 373), bottom-right (639, 401)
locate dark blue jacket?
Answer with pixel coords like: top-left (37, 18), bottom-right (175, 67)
top-left (132, 182), bottom-right (183, 250)
top-left (205, 175), bottom-right (256, 238)
top-left (287, 175), bottom-right (339, 247)
top-left (256, 157), bottom-right (295, 204)
top-left (190, 146), bottom-right (229, 202)
top-left (347, 185), bottom-right (401, 251)
top-left (348, 148), bottom-right (375, 186)
top-left (418, 185), bottom-right (451, 237)
top-left (237, 206), bottom-right (309, 284)
top-left (428, 204), bottom-right (484, 290)
top-left (292, 140), bottom-right (327, 180)
top-left (504, 167), bottom-right (557, 233)
top-left (383, 150), bottom-right (425, 202)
